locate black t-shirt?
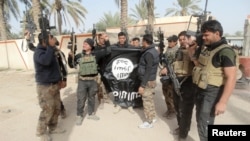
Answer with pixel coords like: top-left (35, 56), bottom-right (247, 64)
top-left (212, 47), bottom-right (236, 68)
top-left (204, 37), bottom-right (236, 68)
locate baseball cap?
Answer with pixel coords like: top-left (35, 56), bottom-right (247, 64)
top-left (167, 35), bottom-right (178, 42)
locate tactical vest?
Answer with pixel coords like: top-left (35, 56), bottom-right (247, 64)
top-left (165, 45), bottom-right (179, 64)
top-left (172, 49), bottom-right (194, 77)
top-left (79, 54), bottom-right (98, 76)
top-left (192, 44), bottom-right (238, 89)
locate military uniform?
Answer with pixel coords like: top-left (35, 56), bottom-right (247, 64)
top-left (68, 38), bottom-right (109, 124)
top-left (95, 42), bottom-right (111, 105)
top-left (34, 44), bottom-right (64, 136)
top-left (192, 39), bottom-right (237, 141)
top-left (138, 44), bottom-right (159, 125)
top-left (55, 50), bottom-right (68, 118)
top-left (172, 46), bottom-right (196, 139)
top-left (161, 43), bottom-right (179, 118)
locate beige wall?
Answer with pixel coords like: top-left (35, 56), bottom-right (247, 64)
top-left (107, 16), bottom-right (198, 39)
top-left (0, 33), bottom-right (93, 71)
top-left (0, 16), bottom-right (200, 70)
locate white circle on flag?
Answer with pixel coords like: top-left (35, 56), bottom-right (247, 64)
top-left (112, 58), bottom-right (134, 80)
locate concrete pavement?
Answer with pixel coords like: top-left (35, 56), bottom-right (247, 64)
top-left (0, 69), bottom-right (249, 141)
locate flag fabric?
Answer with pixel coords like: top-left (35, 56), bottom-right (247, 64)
top-left (103, 47), bottom-right (143, 108)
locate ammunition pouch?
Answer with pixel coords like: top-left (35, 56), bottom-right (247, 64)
top-left (192, 67), bottom-right (208, 89)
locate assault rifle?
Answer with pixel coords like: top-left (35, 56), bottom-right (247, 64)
top-left (92, 24), bottom-right (98, 46)
top-left (187, 0), bottom-right (211, 57)
top-left (157, 27), bottom-right (182, 101)
top-left (21, 11), bottom-right (36, 44)
top-left (161, 54), bottom-right (182, 101)
top-left (20, 0), bottom-right (36, 52)
top-left (67, 28), bottom-right (77, 68)
top-left (157, 27), bottom-right (165, 65)
top-left (38, 10), bottom-right (56, 45)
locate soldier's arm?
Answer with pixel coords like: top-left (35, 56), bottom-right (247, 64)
top-left (214, 49), bottom-right (237, 116)
top-left (68, 53), bottom-right (81, 68)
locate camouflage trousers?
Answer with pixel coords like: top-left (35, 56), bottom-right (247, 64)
top-left (161, 83), bottom-right (175, 113)
top-left (96, 75), bottom-right (108, 103)
top-left (36, 84), bottom-right (61, 135)
top-left (142, 83), bottom-right (156, 123)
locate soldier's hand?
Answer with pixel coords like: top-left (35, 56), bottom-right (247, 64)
top-left (68, 51), bottom-right (74, 57)
top-left (160, 67), bottom-right (168, 75)
top-left (48, 34), bottom-right (57, 47)
top-left (104, 33), bottom-right (109, 41)
top-left (59, 81), bottom-right (67, 89)
top-left (24, 30), bottom-right (30, 41)
top-left (138, 86), bottom-right (145, 95)
top-left (214, 102), bottom-right (226, 116)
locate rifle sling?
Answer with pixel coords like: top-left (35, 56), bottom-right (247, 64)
top-left (179, 76), bottom-right (189, 86)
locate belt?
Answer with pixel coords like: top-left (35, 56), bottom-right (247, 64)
top-left (37, 82), bottom-right (59, 85)
top-left (79, 76), bottom-right (98, 81)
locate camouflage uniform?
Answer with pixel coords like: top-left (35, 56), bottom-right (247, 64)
top-left (36, 84), bottom-right (61, 135)
top-left (161, 83), bottom-right (175, 114)
top-left (95, 41), bottom-right (111, 105)
top-left (138, 43), bottom-right (159, 124)
top-left (161, 44), bottom-right (179, 116)
top-left (96, 74), bottom-right (109, 104)
top-left (142, 81), bottom-right (157, 122)
top-left (34, 43), bottom-right (65, 136)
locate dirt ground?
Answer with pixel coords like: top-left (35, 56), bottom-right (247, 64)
top-left (0, 69), bottom-right (249, 141)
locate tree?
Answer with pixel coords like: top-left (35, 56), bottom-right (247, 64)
top-left (96, 12), bottom-right (120, 32)
top-left (46, 0), bottom-right (87, 35)
top-left (0, 0), bottom-right (25, 40)
top-left (145, 0), bottom-right (154, 34)
top-left (95, 11), bottom-right (135, 32)
top-left (115, 0), bottom-right (128, 33)
top-left (129, 0), bottom-right (147, 21)
top-left (130, 0), bottom-right (158, 22)
top-left (235, 31), bottom-right (243, 36)
top-left (32, 0), bottom-right (42, 33)
top-left (165, 0), bottom-right (202, 16)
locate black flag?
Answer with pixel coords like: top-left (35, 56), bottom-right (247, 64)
top-left (103, 47), bottom-right (143, 108)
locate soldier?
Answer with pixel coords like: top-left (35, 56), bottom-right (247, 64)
top-left (160, 31), bottom-right (196, 141)
top-left (25, 31), bottom-right (67, 119)
top-left (131, 37), bottom-right (141, 48)
top-left (55, 48), bottom-right (68, 119)
top-left (95, 33), bottom-right (112, 108)
top-left (192, 20), bottom-right (237, 141)
top-left (112, 32), bottom-right (138, 114)
top-left (34, 33), bottom-right (66, 141)
top-left (113, 31), bottom-right (131, 48)
top-left (137, 34), bottom-right (159, 128)
top-left (68, 38), bottom-right (109, 126)
top-left (159, 35), bottom-right (178, 119)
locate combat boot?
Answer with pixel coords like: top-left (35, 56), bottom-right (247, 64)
top-left (75, 116), bottom-right (83, 126)
top-left (128, 106), bottom-right (135, 114)
top-left (99, 99), bottom-right (105, 109)
top-left (171, 127), bottom-right (180, 135)
top-left (113, 105), bottom-right (122, 114)
top-left (40, 133), bottom-right (52, 141)
top-left (49, 127), bottom-right (66, 134)
top-left (60, 109), bottom-right (67, 119)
